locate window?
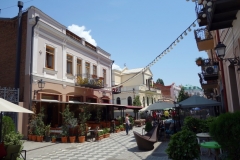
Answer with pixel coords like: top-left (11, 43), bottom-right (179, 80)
top-left (93, 65), bottom-right (97, 76)
top-left (85, 62), bottom-right (90, 77)
top-left (66, 54), bottom-right (73, 74)
top-left (147, 97), bottom-right (149, 106)
top-left (46, 46), bottom-right (54, 69)
top-left (77, 59), bottom-right (82, 76)
top-left (116, 97), bottom-right (121, 104)
top-left (127, 96), bottom-right (132, 105)
top-left (103, 69), bottom-right (106, 85)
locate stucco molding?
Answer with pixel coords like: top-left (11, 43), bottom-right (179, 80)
top-left (43, 68), bottom-right (58, 75)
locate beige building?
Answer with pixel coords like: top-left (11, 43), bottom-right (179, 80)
top-left (193, 1), bottom-right (240, 112)
top-left (0, 6), bottom-right (113, 136)
top-left (112, 67), bottom-right (162, 108)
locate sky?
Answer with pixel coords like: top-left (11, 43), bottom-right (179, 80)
top-left (1, 0), bottom-right (210, 87)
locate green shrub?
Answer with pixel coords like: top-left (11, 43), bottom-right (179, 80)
top-left (144, 122), bottom-right (153, 132)
top-left (182, 116), bottom-right (202, 133)
top-left (209, 112), bottom-right (240, 160)
top-left (166, 130), bottom-right (200, 160)
top-left (2, 116), bottom-right (15, 140)
top-left (4, 131), bottom-right (24, 146)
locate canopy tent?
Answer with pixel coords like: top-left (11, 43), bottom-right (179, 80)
top-left (140, 101), bottom-right (176, 111)
top-left (178, 95), bottom-right (221, 108)
top-left (0, 98), bottom-right (34, 142)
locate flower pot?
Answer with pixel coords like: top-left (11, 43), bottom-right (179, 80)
top-left (52, 138), bottom-right (56, 143)
top-left (78, 136), bottom-right (85, 143)
top-left (69, 136), bottom-right (76, 143)
top-left (103, 134), bottom-right (107, 138)
top-left (196, 60), bottom-right (202, 66)
top-left (45, 136), bottom-right (51, 142)
top-left (61, 136), bottom-right (68, 143)
top-left (31, 135), bottom-right (37, 141)
top-left (37, 136), bottom-right (43, 142)
top-left (28, 135), bottom-right (32, 141)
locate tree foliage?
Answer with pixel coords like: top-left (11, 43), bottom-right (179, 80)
top-left (177, 87), bottom-right (189, 102)
top-left (133, 95), bottom-right (142, 106)
top-left (156, 78), bottom-right (164, 85)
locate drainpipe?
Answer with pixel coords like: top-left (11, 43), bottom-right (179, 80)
top-left (29, 16), bottom-right (40, 109)
top-left (14, 1), bottom-right (23, 89)
top-left (111, 60), bottom-right (114, 104)
top-left (216, 30), bottom-right (228, 112)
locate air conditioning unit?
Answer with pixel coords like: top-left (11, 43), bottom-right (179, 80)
top-left (205, 66), bottom-right (218, 75)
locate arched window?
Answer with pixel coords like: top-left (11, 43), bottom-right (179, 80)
top-left (147, 97), bottom-right (149, 106)
top-left (143, 97), bottom-right (145, 107)
top-left (116, 97), bottom-right (121, 104)
top-left (127, 96), bottom-right (132, 105)
top-left (152, 97), bottom-right (153, 104)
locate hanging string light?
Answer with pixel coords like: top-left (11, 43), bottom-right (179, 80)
top-left (111, 19), bottom-right (198, 88)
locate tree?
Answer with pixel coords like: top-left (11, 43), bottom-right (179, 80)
top-left (177, 87), bottom-right (189, 102)
top-left (133, 95), bottom-right (142, 106)
top-left (156, 78), bottom-right (164, 85)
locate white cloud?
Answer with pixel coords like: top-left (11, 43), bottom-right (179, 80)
top-left (112, 63), bottom-right (122, 70)
top-left (67, 24), bottom-right (97, 46)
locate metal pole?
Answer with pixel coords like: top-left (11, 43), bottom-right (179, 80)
top-left (0, 112), bottom-right (3, 142)
top-left (14, 1), bottom-right (23, 89)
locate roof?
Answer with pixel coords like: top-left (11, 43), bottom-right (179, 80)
top-left (122, 68), bottom-right (143, 74)
top-left (179, 95), bottom-right (221, 108)
top-left (184, 84), bottom-right (202, 90)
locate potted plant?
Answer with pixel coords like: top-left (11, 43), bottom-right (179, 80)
top-left (3, 131), bottom-right (24, 160)
top-left (44, 124), bottom-right (51, 142)
top-left (29, 106), bottom-right (37, 141)
top-left (115, 126), bottom-right (120, 133)
top-left (60, 106), bottom-right (73, 143)
top-left (35, 108), bottom-right (45, 142)
top-left (68, 118), bottom-right (78, 143)
top-left (96, 131), bottom-right (103, 141)
top-left (195, 57), bottom-right (203, 66)
top-left (78, 105), bottom-right (91, 143)
top-left (2, 116), bottom-right (15, 141)
top-left (96, 108), bottom-right (102, 123)
top-left (51, 135), bottom-right (56, 143)
top-left (119, 124), bottom-right (124, 131)
top-left (166, 129), bottom-right (200, 160)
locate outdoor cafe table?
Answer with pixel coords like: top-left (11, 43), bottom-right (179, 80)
top-left (200, 141), bottom-right (221, 160)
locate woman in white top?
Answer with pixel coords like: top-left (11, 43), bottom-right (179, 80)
top-left (125, 113), bottom-right (130, 135)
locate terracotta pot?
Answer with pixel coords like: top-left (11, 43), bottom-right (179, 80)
top-left (37, 136), bottom-right (43, 142)
top-left (28, 135), bottom-right (32, 141)
top-left (69, 136), bottom-right (76, 143)
top-left (52, 138), bottom-right (56, 143)
top-left (61, 136), bottom-right (68, 143)
top-left (31, 135), bottom-right (37, 141)
top-left (103, 134), bottom-right (107, 138)
top-left (78, 136), bottom-right (85, 143)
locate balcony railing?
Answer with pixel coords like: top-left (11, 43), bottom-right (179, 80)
top-left (85, 41), bottom-right (97, 51)
top-left (198, 59), bottom-right (219, 81)
top-left (195, 0), bottom-right (208, 26)
top-left (75, 73), bottom-right (104, 89)
top-left (194, 27), bottom-right (214, 51)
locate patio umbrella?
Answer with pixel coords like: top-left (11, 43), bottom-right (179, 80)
top-left (144, 101), bottom-right (176, 111)
top-left (0, 98), bottom-right (34, 141)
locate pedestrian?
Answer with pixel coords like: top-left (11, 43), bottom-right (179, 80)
top-left (125, 113), bottom-right (130, 135)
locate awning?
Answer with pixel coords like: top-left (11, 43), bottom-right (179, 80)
top-left (123, 105), bottom-right (142, 109)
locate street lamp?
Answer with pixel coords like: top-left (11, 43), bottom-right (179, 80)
top-left (34, 79), bottom-right (45, 99)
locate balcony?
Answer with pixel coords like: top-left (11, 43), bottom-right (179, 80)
top-left (75, 74), bottom-right (104, 89)
top-left (200, 59), bottom-right (219, 81)
top-left (195, 0), bottom-right (208, 26)
top-left (194, 27), bottom-right (214, 51)
top-left (207, 0), bottom-right (240, 31)
top-left (199, 73), bottom-right (218, 89)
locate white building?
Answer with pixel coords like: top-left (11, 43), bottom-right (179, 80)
top-left (170, 83), bottom-right (181, 102)
top-left (183, 84), bottom-right (204, 97)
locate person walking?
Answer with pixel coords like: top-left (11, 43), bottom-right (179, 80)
top-left (125, 113), bottom-right (130, 135)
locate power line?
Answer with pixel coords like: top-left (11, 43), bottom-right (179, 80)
top-left (0, 0), bottom-right (34, 13)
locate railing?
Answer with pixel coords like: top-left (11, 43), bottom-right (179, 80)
top-left (194, 27), bottom-right (213, 42)
top-left (85, 41), bottom-right (97, 51)
top-left (195, 0), bottom-right (205, 19)
top-left (66, 29), bottom-right (82, 43)
top-left (75, 73), bottom-right (104, 89)
top-left (201, 58), bottom-right (219, 66)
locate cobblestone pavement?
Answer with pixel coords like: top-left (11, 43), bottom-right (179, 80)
top-left (24, 126), bottom-right (215, 160)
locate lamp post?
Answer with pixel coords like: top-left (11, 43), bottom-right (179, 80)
top-left (34, 79), bottom-right (45, 99)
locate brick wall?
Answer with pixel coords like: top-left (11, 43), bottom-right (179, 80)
top-left (0, 12), bottom-right (28, 101)
top-left (154, 83), bottom-right (171, 98)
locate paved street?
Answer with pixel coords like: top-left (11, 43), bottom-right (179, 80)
top-left (24, 126), bottom-right (213, 160)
